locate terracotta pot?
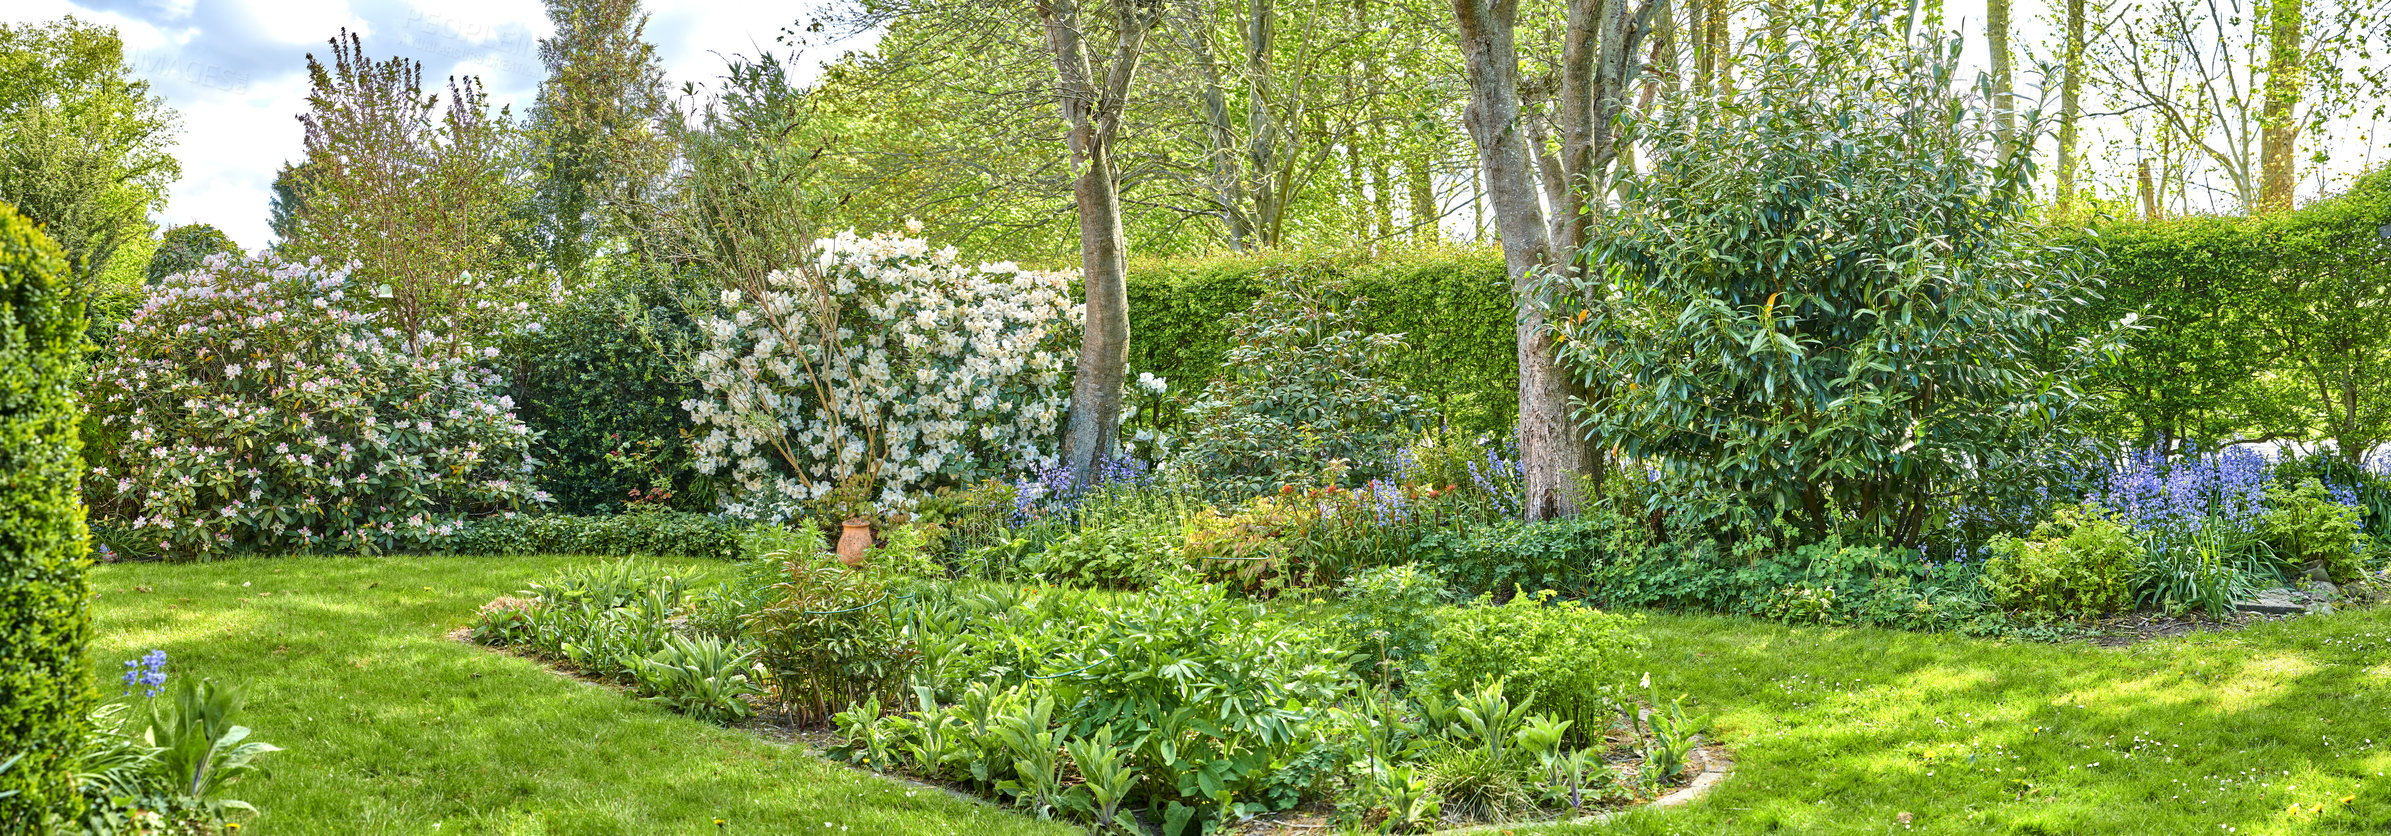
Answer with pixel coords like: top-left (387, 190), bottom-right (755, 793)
top-left (835, 518), bottom-right (873, 567)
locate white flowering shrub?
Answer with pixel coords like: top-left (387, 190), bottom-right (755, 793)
top-left (85, 252), bottom-right (544, 557)
top-left (683, 230), bottom-right (1080, 514)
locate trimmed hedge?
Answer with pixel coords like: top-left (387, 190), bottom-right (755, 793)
top-left (512, 268), bottom-right (709, 514)
top-left (0, 202), bottom-right (93, 828)
top-left (447, 512), bottom-right (780, 562)
top-left (1125, 246), bottom-right (1517, 435)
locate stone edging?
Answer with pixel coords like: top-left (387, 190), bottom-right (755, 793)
top-left (1432, 739), bottom-right (1734, 835)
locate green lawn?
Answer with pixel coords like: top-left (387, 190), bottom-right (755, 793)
top-left (84, 554), bottom-right (1073, 836)
top-left (87, 555), bottom-right (2391, 835)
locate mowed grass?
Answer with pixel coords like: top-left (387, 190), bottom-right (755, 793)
top-left (88, 555), bottom-right (2391, 835)
top-left (84, 554), bottom-right (1073, 836)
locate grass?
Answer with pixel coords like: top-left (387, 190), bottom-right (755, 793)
top-left (84, 554), bottom-right (1074, 836)
top-left (87, 555), bottom-right (2391, 835)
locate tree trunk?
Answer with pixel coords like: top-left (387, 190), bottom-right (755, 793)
top-left (1989, 0), bottom-right (2014, 149)
top-left (1041, 0), bottom-right (1158, 485)
top-left (2259, 0), bottom-right (2303, 212)
top-left (1408, 150), bottom-right (1437, 239)
top-left (1189, 3), bottom-right (1252, 250)
top-left (2138, 158), bottom-right (2161, 220)
top-left (2055, 0), bottom-right (2084, 218)
top-left (1453, 0), bottom-right (1650, 519)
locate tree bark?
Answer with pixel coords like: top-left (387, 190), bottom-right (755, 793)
top-left (2055, 0), bottom-right (2084, 218)
top-left (1040, 0), bottom-right (1161, 485)
top-left (2259, 0), bottom-right (2303, 212)
top-left (1453, 0), bottom-right (1651, 519)
top-left (1989, 0), bottom-right (2014, 149)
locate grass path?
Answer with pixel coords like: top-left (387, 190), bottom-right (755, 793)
top-left (88, 556), bottom-right (2391, 835)
top-left (85, 555), bottom-right (1072, 836)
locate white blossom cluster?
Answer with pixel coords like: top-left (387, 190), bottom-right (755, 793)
top-left (86, 252), bottom-right (545, 557)
top-left (683, 229), bottom-right (1082, 514)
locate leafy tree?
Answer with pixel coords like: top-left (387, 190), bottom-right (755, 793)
top-left (0, 17), bottom-right (179, 288)
top-left (1553, 19), bottom-right (2126, 547)
top-left (284, 30), bottom-right (533, 343)
top-left (266, 160), bottom-right (318, 245)
top-left (2255, 169), bottom-right (2391, 462)
top-left (526, 0), bottom-right (675, 281)
top-left (144, 223), bottom-right (240, 285)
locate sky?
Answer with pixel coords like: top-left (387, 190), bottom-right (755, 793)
top-left (5, 0), bottom-right (874, 246)
top-left (3, 0), bottom-right (2380, 248)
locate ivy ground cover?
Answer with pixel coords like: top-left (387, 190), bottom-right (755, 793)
top-left (86, 555), bottom-right (2391, 835)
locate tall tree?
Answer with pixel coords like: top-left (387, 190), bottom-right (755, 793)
top-left (2258, 0), bottom-right (2303, 212)
top-left (1988, 0), bottom-right (2015, 149)
top-left (288, 30), bottom-right (531, 344)
top-left (1452, 0), bottom-right (1655, 519)
top-left (2054, 0), bottom-right (2085, 217)
top-left (267, 160), bottom-right (317, 244)
top-left (527, 0), bottom-right (676, 279)
top-left (0, 18), bottom-right (179, 288)
top-left (1037, 0), bottom-right (1169, 484)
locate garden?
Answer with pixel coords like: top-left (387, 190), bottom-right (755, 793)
top-left (5, 0), bottom-right (2391, 834)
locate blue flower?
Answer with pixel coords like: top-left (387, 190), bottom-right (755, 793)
top-left (121, 649), bottom-right (168, 698)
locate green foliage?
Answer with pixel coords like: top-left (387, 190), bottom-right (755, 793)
top-left (1416, 592), bottom-right (1647, 742)
top-left (746, 554), bottom-right (917, 726)
top-left (1410, 506), bottom-right (1654, 600)
top-left (1172, 269), bottom-right (1424, 496)
top-left (141, 224), bottom-right (238, 286)
top-left (1983, 504), bottom-right (2140, 616)
top-left (1007, 520), bottom-right (1182, 590)
top-left (1555, 26), bottom-right (2119, 548)
top-left (630, 633), bottom-right (763, 724)
top-left (2063, 219), bottom-right (2284, 446)
top-left (142, 678), bottom-right (281, 803)
top-left (513, 266), bottom-right (709, 513)
top-left (1125, 249), bottom-right (1515, 438)
top-left (524, 0), bottom-right (675, 281)
top-left (0, 18), bottom-right (180, 288)
top-left (2131, 516), bottom-right (2259, 618)
top-left (0, 201), bottom-right (91, 829)
top-left (1337, 564), bottom-right (1449, 683)
top-left (2262, 477), bottom-right (2369, 583)
top-left (447, 511), bottom-right (779, 562)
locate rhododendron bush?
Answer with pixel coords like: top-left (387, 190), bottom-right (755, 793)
top-left (86, 252), bottom-right (543, 557)
top-left (684, 230), bottom-right (1080, 514)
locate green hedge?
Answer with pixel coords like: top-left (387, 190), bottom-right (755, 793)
top-left (512, 267), bottom-right (709, 514)
top-left (0, 202), bottom-right (93, 828)
top-left (446, 512), bottom-right (788, 562)
top-left (1125, 246), bottom-right (1517, 436)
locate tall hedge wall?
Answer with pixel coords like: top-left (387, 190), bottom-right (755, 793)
top-left (1125, 246), bottom-right (1518, 435)
top-left (0, 203), bottom-right (93, 828)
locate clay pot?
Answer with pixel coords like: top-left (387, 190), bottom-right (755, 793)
top-left (835, 518), bottom-right (873, 567)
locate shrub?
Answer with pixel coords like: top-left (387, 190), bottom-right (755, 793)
top-left (0, 201), bottom-right (93, 828)
top-left (1170, 269), bottom-right (1423, 496)
top-left (1006, 519), bottom-right (1181, 590)
top-left (1415, 591), bottom-right (1647, 742)
top-left (513, 266), bottom-right (708, 513)
top-left (1982, 504), bottom-right (2139, 616)
top-left (1412, 508), bottom-right (1651, 600)
top-left (630, 633), bottom-right (763, 724)
top-left (684, 229), bottom-right (1080, 515)
top-left (84, 252), bottom-right (542, 557)
top-left (143, 224), bottom-right (240, 286)
top-left (2263, 477), bottom-right (2369, 583)
top-left (1338, 564), bottom-right (1448, 683)
top-left (746, 552), bottom-right (917, 725)
top-left (1554, 23), bottom-right (2116, 547)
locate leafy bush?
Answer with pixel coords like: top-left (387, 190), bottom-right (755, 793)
top-left (1554, 23), bottom-right (2117, 547)
top-left (1338, 564), bottom-right (1448, 683)
top-left (0, 200), bottom-right (93, 828)
top-left (746, 553), bottom-right (917, 725)
top-left (142, 224), bottom-right (239, 286)
top-left (684, 229), bottom-right (1080, 515)
top-left (513, 266), bottom-right (709, 513)
top-left (1982, 504), bottom-right (2140, 616)
top-left (2263, 477), bottom-right (2369, 583)
top-left (85, 252), bottom-right (543, 557)
top-left (1170, 269), bottom-right (1423, 497)
top-left (1005, 519), bottom-right (1182, 590)
top-left (1411, 507), bottom-right (1652, 600)
top-left (1415, 591), bottom-right (1648, 742)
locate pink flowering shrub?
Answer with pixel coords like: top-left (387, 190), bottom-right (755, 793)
top-left (85, 251), bottom-right (544, 558)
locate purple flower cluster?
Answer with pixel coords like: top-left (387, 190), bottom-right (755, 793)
top-left (1465, 439), bottom-right (1525, 519)
top-left (2093, 446), bottom-right (2272, 532)
top-left (1358, 479), bottom-right (1415, 527)
top-left (122, 649), bottom-right (168, 698)
top-left (1009, 455), bottom-right (1153, 524)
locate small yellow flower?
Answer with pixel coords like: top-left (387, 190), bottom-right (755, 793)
top-left (2342, 795), bottom-right (2357, 804)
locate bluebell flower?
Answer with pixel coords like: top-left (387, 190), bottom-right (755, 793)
top-left (121, 649), bottom-right (168, 698)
